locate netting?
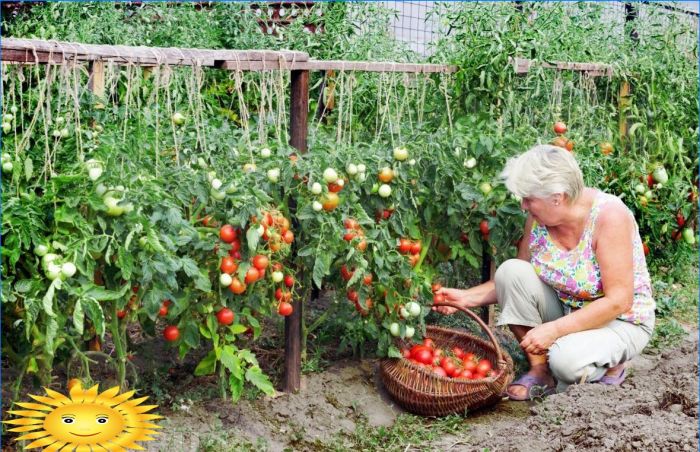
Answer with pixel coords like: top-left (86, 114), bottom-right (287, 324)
top-left (382, 1), bottom-right (698, 57)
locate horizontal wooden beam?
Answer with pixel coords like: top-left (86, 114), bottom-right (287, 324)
top-left (2, 38), bottom-right (455, 74)
top-left (220, 59), bottom-right (457, 73)
top-left (1, 37), bottom-right (308, 67)
top-left (510, 57), bottom-right (613, 77)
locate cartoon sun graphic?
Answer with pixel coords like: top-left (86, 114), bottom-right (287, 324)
top-left (4, 382), bottom-right (162, 451)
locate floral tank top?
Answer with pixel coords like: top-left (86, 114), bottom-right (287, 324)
top-left (530, 191), bottom-right (655, 325)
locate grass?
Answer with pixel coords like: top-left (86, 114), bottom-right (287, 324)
top-left (330, 413), bottom-right (467, 452)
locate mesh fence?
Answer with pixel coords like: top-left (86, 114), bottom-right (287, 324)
top-left (381, 1), bottom-right (698, 57)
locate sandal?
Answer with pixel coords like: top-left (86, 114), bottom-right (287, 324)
top-left (598, 368), bottom-right (627, 386)
top-left (505, 374), bottom-right (557, 401)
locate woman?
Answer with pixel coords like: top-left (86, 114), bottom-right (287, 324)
top-left (434, 145), bottom-right (655, 401)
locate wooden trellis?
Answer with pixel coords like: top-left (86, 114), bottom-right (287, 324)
top-left (2, 37), bottom-right (456, 394)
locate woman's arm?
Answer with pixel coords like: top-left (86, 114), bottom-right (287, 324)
top-left (520, 203), bottom-right (635, 354)
top-left (432, 215), bottom-right (533, 314)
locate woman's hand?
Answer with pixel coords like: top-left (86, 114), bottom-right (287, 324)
top-left (519, 322), bottom-right (561, 355)
top-left (431, 288), bottom-right (473, 315)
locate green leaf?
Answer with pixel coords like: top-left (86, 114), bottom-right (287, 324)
top-left (194, 269), bottom-right (212, 292)
top-left (229, 324), bottom-right (247, 335)
top-left (183, 322), bottom-right (199, 348)
top-left (312, 252), bottom-right (332, 288)
top-left (83, 284), bottom-right (129, 301)
top-left (220, 345), bottom-right (242, 377)
top-left (14, 279), bottom-right (34, 293)
top-left (42, 279), bottom-right (61, 318)
top-left (72, 299), bottom-right (84, 335)
top-left (44, 318), bottom-right (58, 357)
top-left (24, 157), bottom-right (33, 181)
top-left (82, 298), bottom-right (105, 338)
top-left (199, 323), bottom-right (212, 339)
top-left (229, 373), bottom-right (244, 402)
top-left (246, 226), bottom-right (260, 252)
top-left (387, 345), bottom-right (402, 358)
top-left (194, 350), bottom-right (217, 376)
top-left (238, 349), bottom-right (258, 366)
top-left (245, 366), bottom-right (275, 396)
top-left (181, 257), bottom-right (199, 278)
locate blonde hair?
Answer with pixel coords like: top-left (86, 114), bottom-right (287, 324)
top-left (500, 145), bottom-right (584, 201)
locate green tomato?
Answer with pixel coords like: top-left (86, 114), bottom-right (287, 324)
top-left (46, 265), bottom-right (62, 281)
top-left (60, 262), bottom-right (77, 278)
top-left (2, 122), bottom-right (12, 134)
top-left (479, 182), bottom-right (493, 195)
top-left (310, 182), bottom-right (322, 194)
top-left (404, 325), bottom-right (415, 339)
top-left (406, 301), bottom-right (421, 318)
top-left (652, 166), bottom-right (669, 184)
top-left (42, 253), bottom-right (59, 268)
top-left (172, 112), bottom-right (186, 126)
top-left (219, 273), bottom-right (233, 287)
top-left (210, 188), bottom-right (226, 201)
top-left (323, 167), bottom-right (338, 183)
top-left (2, 161), bottom-right (13, 173)
top-left (378, 184), bottom-right (392, 198)
top-left (682, 228), bottom-right (696, 245)
top-left (393, 146), bottom-right (408, 161)
top-left (389, 322), bottom-right (401, 337)
top-left (34, 244), bottom-right (49, 257)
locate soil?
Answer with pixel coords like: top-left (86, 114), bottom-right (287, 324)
top-left (138, 329), bottom-right (698, 452)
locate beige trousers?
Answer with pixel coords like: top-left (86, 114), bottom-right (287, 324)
top-left (494, 259), bottom-right (654, 387)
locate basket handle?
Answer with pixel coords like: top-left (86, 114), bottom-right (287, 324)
top-left (432, 301), bottom-right (506, 369)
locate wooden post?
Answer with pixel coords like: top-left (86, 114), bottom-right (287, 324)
top-left (284, 69), bottom-right (308, 393)
top-left (88, 60), bottom-right (105, 99)
top-left (618, 81), bottom-right (631, 144)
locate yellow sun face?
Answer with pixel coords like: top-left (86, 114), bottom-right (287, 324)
top-left (4, 382), bottom-right (162, 451)
top-left (43, 403), bottom-right (126, 445)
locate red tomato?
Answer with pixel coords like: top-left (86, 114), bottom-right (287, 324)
top-left (363, 273), bottom-right (373, 285)
top-left (343, 230), bottom-right (357, 241)
top-left (677, 212), bottom-right (686, 227)
top-left (410, 344), bottom-right (431, 357)
top-left (163, 299), bottom-right (173, 307)
top-left (228, 240), bottom-right (241, 253)
top-left (356, 239), bottom-right (367, 252)
top-left (344, 218), bottom-right (359, 230)
top-left (347, 289), bottom-right (359, 303)
top-left (414, 349), bottom-right (434, 365)
top-left (471, 372), bottom-right (486, 380)
top-left (410, 241), bottom-right (421, 255)
top-left (229, 278), bottom-right (246, 295)
top-left (272, 262), bottom-right (284, 272)
top-left (378, 167), bottom-right (394, 183)
top-left (278, 302), bottom-right (293, 316)
top-left (117, 309), bottom-right (127, 319)
top-left (283, 230), bottom-right (294, 244)
top-left (479, 219), bottom-right (490, 236)
top-left (643, 242), bottom-right (650, 256)
top-left (219, 224), bottom-right (237, 243)
top-left (463, 359), bottom-right (477, 372)
top-left (432, 366), bottom-right (448, 377)
top-left (440, 358), bottom-right (457, 377)
top-left (382, 209), bottom-right (393, 220)
top-left (163, 325), bottom-right (180, 342)
top-left (452, 347), bottom-right (465, 359)
top-left (252, 254), bottom-right (269, 271)
top-left (284, 275), bottom-right (294, 288)
top-left (553, 121), bottom-right (567, 135)
top-left (476, 359), bottom-right (492, 374)
top-left (463, 352), bottom-right (475, 362)
top-left (647, 173), bottom-right (654, 188)
top-left (158, 304), bottom-right (168, 317)
top-left (220, 256), bottom-right (238, 274)
top-left (245, 267), bottom-right (260, 284)
top-left (328, 181), bottom-right (344, 193)
top-left (408, 254), bottom-right (420, 267)
top-left (458, 369), bottom-right (473, 379)
top-left (398, 238), bottom-right (412, 254)
top-left (340, 265), bottom-right (354, 281)
top-left (401, 348), bottom-right (411, 359)
top-left (433, 293), bottom-right (445, 304)
top-left (275, 288), bottom-right (284, 301)
top-left (216, 307), bottom-right (235, 325)
top-left (422, 338), bottom-right (435, 349)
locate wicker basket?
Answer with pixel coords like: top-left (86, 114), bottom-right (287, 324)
top-left (380, 302), bottom-right (514, 417)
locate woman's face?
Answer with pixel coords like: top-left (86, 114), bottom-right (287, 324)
top-left (521, 194), bottom-right (562, 225)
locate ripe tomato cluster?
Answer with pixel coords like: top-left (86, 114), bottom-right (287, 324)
top-left (402, 338), bottom-right (494, 380)
top-left (397, 237), bottom-right (421, 267)
top-left (342, 217), bottom-right (367, 252)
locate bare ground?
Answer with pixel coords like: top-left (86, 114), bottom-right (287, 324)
top-left (141, 329), bottom-right (698, 452)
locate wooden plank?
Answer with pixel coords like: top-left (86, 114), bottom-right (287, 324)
top-left (1, 37), bottom-right (308, 66)
top-left (220, 59), bottom-right (457, 73)
top-left (284, 68), bottom-right (309, 394)
top-left (510, 57), bottom-right (613, 77)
